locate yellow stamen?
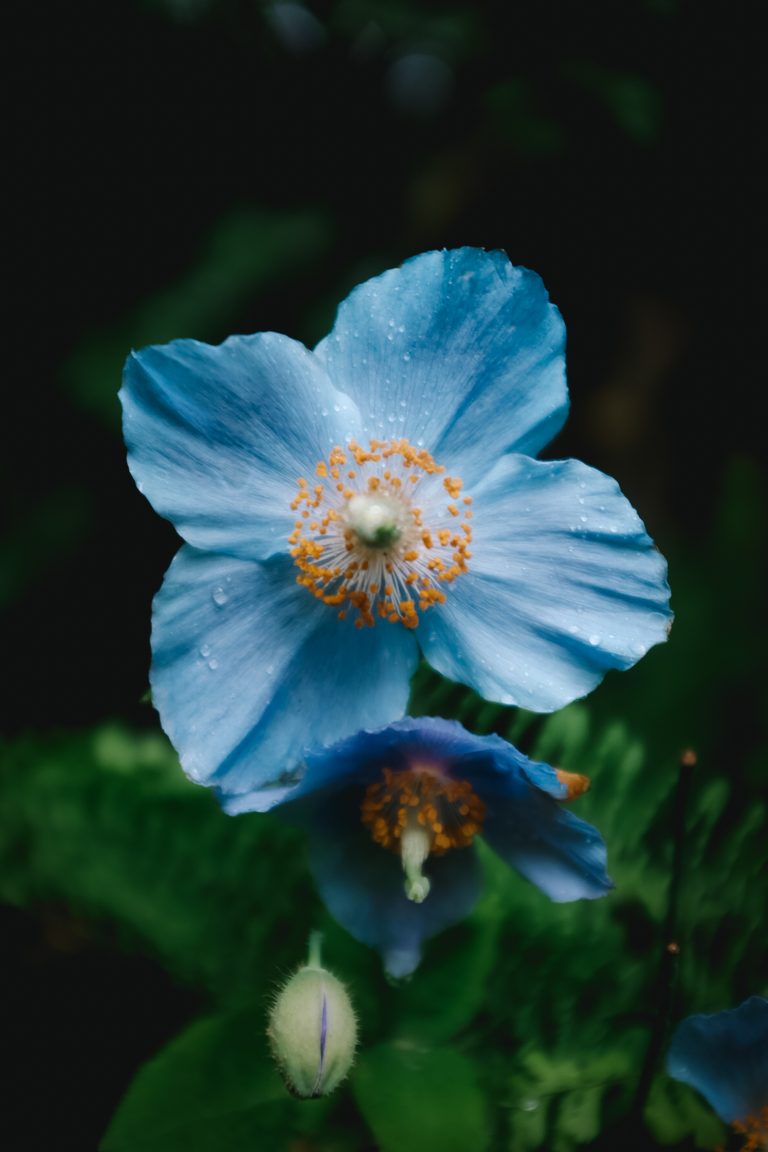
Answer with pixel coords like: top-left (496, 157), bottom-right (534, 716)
top-left (733, 1107), bottom-right (768, 1150)
top-left (361, 767), bottom-right (486, 904)
top-left (555, 769), bottom-right (591, 800)
top-left (290, 438), bottom-right (472, 628)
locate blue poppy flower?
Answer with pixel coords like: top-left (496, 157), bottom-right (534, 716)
top-left (120, 248), bottom-right (672, 812)
top-left (274, 716), bottom-right (611, 977)
top-left (667, 997), bottom-right (768, 1148)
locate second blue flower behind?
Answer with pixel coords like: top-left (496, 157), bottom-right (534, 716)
top-left (273, 716), bottom-right (612, 977)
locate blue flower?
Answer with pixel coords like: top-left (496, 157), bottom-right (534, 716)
top-left (667, 997), bottom-right (768, 1146)
top-left (277, 716), bottom-right (612, 977)
top-left (120, 248), bottom-right (672, 812)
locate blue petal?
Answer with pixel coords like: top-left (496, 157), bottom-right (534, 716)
top-left (667, 997), bottom-right (768, 1123)
top-left (314, 249), bottom-right (568, 487)
top-left (150, 547), bottom-right (418, 809)
top-left (290, 787), bottom-right (483, 977)
top-left (121, 333), bottom-right (362, 562)
top-left (481, 801), bottom-right (612, 902)
top-left (287, 718), bottom-right (607, 953)
top-left (456, 739), bottom-right (612, 900)
top-left (288, 715), bottom-right (511, 800)
top-left (420, 455), bottom-right (672, 711)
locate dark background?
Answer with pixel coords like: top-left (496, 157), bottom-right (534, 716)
top-left (2, 1), bottom-right (758, 1148)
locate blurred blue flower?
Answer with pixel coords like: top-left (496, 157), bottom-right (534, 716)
top-left (279, 716), bottom-right (612, 977)
top-left (667, 996), bottom-right (768, 1147)
top-left (120, 248), bottom-right (671, 812)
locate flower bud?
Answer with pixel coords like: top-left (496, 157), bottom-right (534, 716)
top-left (268, 955), bottom-right (358, 1098)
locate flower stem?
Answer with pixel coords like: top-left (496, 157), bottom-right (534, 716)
top-left (307, 930), bottom-right (324, 970)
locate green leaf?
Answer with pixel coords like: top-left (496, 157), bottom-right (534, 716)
top-left (507, 1047), bottom-right (635, 1152)
top-left (0, 725), bottom-right (317, 1005)
top-left (352, 1042), bottom-right (491, 1152)
top-left (100, 1006), bottom-right (335, 1152)
top-left (643, 1075), bottom-right (725, 1147)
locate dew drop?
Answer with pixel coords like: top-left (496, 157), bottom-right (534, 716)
top-left (208, 657), bottom-right (219, 670)
top-left (199, 644), bottom-right (211, 657)
top-left (588, 634), bottom-right (601, 646)
top-left (212, 586), bottom-right (229, 606)
top-left (580, 515), bottom-right (588, 523)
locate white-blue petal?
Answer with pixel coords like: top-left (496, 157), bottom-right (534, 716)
top-left (420, 455), bottom-right (672, 711)
top-left (150, 547), bottom-right (419, 808)
top-left (121, 333), bottom-right (362, 562)
top-left (315, 248), bottom-right (568, 486)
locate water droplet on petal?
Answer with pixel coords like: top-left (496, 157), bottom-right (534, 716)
top-left (588, 634), bottom-right (601, 646)
top-left (212, 586), bottom-right (229, 606)
top-left (199, 644), bottom-right (211, 657)
top-left (208, 657), bottom-right (219, 670)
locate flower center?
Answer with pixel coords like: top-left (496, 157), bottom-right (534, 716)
top-left (289, 438), bottom-right (472, 629)
top-left (733, 1107), bottom-right (768, 1150)
top-left (360, 767), bottom-right (486, 903)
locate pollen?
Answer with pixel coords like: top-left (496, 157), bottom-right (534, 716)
top-left (360, 767), bottom-right (486, 855)
top-left (360, 765), bottom-right (485, 903)
top-left (554, 769), bottom-right (591, 800)
top-left (289, 438), bottom-right (472, 628)
top-left (733, 1107), bottom-right (768, 1151)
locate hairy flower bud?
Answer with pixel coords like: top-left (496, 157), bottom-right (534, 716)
top-left (268, 940), bottom-right (358, 1098)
